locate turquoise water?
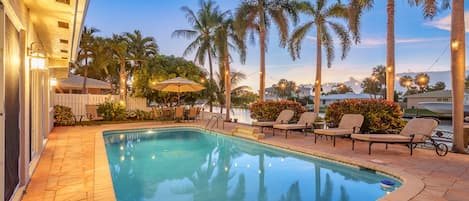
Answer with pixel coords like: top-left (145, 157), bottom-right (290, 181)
top-left (104, 128), bottom-right (401, 201)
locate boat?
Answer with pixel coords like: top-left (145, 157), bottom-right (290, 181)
top-left (417, 102), bottom-right (469, 114)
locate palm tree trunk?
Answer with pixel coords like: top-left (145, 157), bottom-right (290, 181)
top-left (386, 0), bottom-right (395, 102)
top-left (82, 56), bottom-right (88, 94)
top-left (119, 61), bottom-right (127, 104)
top-left (259, 2), bottom-right (266, 102)
top-left (207, 47), bottom-right (214, 112)
top-left (314, 26), bottom-right (322, 114)
top-left (451, 0), bottom-right (466, 153)
top-left (224, 51), bottom-right (231, 121)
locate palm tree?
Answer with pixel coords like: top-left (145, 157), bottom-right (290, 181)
top-left (350, 0), bottom-right (449, 102)
top-left (450, 0), bottom-right (466, 153)
top-left (214, 11), bottom-right (246, 121)
top-left (288, 0), bottom-right (354, 113)
top-left (235, 0), bottom-right (298, 101)
top-left (414, 73), bottom-right (430, 92)
top-left (109, 34), bottom-right (131, 102)
top-left (89, 37), bottom-right (115, 91)
top-left (172, 0), bottom-right (220, 112)
top-left (398, 75), bottom-right (413, 89)
top-left (78, 26), bottom-right (99, 94)
top-left (124, 30), bottom-right (159, 77)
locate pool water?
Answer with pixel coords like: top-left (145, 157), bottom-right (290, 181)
top-left (103, 128), bottom-right (401, 201)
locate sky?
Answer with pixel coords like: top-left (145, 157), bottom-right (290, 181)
top-left (85, 0), bottom-right (469, 91)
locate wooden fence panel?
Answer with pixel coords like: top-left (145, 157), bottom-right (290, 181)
top-left (53, 94), bottom-right (151, 117)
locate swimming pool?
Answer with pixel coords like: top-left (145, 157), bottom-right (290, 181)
top-left (103, 127), bottom-right (401, 201)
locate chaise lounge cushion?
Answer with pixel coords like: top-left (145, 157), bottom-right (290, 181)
top-left (351, 134), bottom-right (412, 143)
top-left (273, 124), bottom-right (308, 130)
top-left (314, 114), bottom-right (364, 136)
top-left (273, 112), bottom-right (317, 130)
top-left (252, 110), bottom-right (294, 127)
top-left (315, 128), bottom-right (353, 136)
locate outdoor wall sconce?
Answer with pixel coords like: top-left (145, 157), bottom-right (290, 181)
top-left (29, 42), bottom-right (46, 70)
top-left (49, 78), bottom-right (57, 87)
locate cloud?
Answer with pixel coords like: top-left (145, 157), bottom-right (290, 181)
top-left (357, 37), bottom-right (448, 48)
top-left (424, 11), bottom-right (469, 32)
top-left (306, 35), bottom-right (317, 41)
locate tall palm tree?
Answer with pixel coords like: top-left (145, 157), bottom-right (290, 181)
top-left (78, 26), bottom-right (99, 94)
top-left (172, 0), bottom-right (220, 112)
top-left (288, 0), bottom-right (354, 113)
top-left (124, 30), bottom-right (159, 76)
top-left (350, 0), bottom-right (449, 102)
top-left (450, 0), bottom-right (466, 153)
top-left (110, 34), bottom-right (130, 102)
top-left (235, 0), bottom-right (298, 101)
top-left (215, 11), bottom-right (246, 121)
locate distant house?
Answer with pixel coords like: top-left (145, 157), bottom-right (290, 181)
top-left (55, 74), bottom-right (112, 94)
top-left (297, 84), bottom-right (314, 98)
top-left (319, 93), bottom-right (377, 107)
top-left (405, 90), bottom-right (469, 109)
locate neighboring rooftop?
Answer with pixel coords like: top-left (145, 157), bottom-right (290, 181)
top-left (57, 74), bottom-right (111, 89)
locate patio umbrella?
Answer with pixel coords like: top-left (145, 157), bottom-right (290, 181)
top-left (152, 77), bottom-right (205, 104)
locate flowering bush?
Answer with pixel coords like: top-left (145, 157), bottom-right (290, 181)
top-left (250, 100), bottom-right (306, 122)
top-left (325, 99), bottom-right (405, 133)
top-left (97, 101), bottom-right (127, 121)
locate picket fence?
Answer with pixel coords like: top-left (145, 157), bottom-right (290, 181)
top-left (54, 94), bottom-right (151, 117)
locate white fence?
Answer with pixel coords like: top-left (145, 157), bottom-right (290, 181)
top-left (54, 94), bottom-right (151, 117)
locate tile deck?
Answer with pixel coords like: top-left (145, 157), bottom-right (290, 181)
top-left (22, 121), bottom-right (469, 201)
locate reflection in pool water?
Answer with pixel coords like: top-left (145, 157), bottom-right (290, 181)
top-left (104, 128), bottom-right (401, 201)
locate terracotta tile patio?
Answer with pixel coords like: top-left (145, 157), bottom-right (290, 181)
top-left (22, 121), bottom-right (469, 201)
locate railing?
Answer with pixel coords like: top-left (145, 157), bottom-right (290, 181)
top-left (205, 115), bottom-right (224, 130)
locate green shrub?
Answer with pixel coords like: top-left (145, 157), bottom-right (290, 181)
top-left (128, 109), bottom-right (152, 120)
top-left (250, 100), bottom-right (306, 122)
top-left (97, 101), bottom-right (127, 121)
top-left (325, 99), bottom-right (405, 133)
top-left (54, 105), bottom-right (75, 126)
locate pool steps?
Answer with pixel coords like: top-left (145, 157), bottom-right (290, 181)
top-left (231, 126), bottom-right (264, 140)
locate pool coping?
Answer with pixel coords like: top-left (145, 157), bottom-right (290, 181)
top-left (94, 124), bottom-right (423, 201)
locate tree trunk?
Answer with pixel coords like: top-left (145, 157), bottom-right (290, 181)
top-left (451, 0), bottom-right (466, 153)
top-left (314, 26), bottom-right (322, 114)
top-left (259, 2), bottom-right (266, 102)
top-left (119, 61), bottom-right (127, 105)
top-left (207, 46), bottom-right (214, 112)
top-left (224, 51), bottom-right (231, 121)
top-left (386, 0), bottom-right (395, 102)
top-left (82, 56), bottom-right (88, 94)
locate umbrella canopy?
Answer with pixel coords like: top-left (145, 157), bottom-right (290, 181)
top-left (152, 77), bottom-right (205, 93)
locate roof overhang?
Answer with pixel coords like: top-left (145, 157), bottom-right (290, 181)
top-left (24, 0), bottom-right (89, 79)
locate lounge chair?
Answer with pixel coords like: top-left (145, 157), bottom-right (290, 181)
top-left (187, 107), bottom-right (198, 122)
top-left (314, 114), bottom-right (364, 146)
top-left (174, 107), bottom-right (184, 121)
top-left (273, 112), bottom-right (317, 139)
top-left (351, 118), bottom-right (446, 156)
top-left (85, 104), bottom-right (103, 121)
top-left (252, 110), bottom-right (294, 133)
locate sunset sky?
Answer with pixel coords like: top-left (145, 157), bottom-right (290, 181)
top-left (85, 0), bottom-right (469, 91)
